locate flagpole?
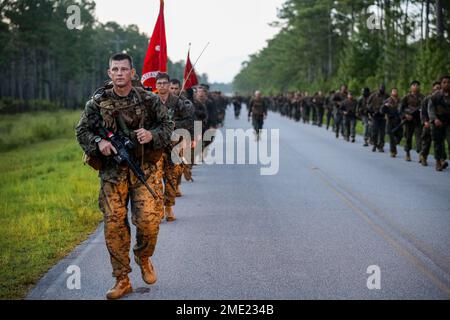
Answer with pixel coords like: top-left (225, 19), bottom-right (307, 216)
top-left (181, 42), bottom-right (192, 90)
top-left (180, 42), bottom-right (210, 95)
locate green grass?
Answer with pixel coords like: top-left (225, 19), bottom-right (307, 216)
top-left (0, 110), bottom-right (101, 299)
top-left (0, 110), bottom-right (83, 152)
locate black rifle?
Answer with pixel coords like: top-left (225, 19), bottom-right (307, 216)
top-left (98, 126), bottom-right (159, 199)
top-left (390, 109), bottom-right (420, 134)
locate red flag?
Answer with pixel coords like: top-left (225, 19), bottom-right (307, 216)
top-left (183, 49), bottom-right (199, 90)
top-left (141, 0), bottom-right (167, 89)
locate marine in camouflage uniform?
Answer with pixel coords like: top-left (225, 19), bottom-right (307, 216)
top-left (332, 85), bottom-right (348, 139)
top-left (419, 81), bottom-right (441, 166)
top-left (193, 86), bottom-right (210, 161)
top-left (368, 84), bottom-right (389, 152)
top-left (428, 75), bottom-right (450, 171)
top-left (313, 91), bottom-right (325, 127)
top-left (248, 90), bottom-right (268, 140)
top-left (76, 53), bottom-right (173, 299)
top-left (382, 88), bottom-right (402, 157)
top-left (301, 92), bottom-right (312, 124)
top-left (156, 73), bottom-right (194, 222)
top-left (356, 88), bottom-right (371, 147)
top-left (400, 81), bottom-right (425, 161)
top-left (292, 92), bottom-right (302, 122)
top-left (324, 91), bottom-right (335, 130)
top-left (341, 92), bottom-right (357, 142)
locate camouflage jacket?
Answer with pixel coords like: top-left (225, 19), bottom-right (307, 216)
top-left (382, 96), bottom-right (401, 120)
top-left (368, 91), bottom-right (389, 116)
top-left (356, 96), bottom-right (370, 117)
top-left (331, 91), bottom-right (347, 114)
top-left (76, 85), bottom-right (173, 183)
top-left (159, 93), bottom-right (194, 137)
top-left (193, 99), bottom-right (209, 129)
top-left (428, 90), bottom-right (450, 124)
top-left (341, 99), bottom-right (357, 117)
top-left (400, 92), bottom-right (425, 119)
top-left (248, 98), bottom-right (268, 118)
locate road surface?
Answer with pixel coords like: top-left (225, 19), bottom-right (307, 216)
top-left (27, 107), bottom-right (450, 299)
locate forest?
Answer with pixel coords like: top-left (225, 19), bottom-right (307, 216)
top-left (0, 0), bottom-right (208, 112)
top-left (233, 0), bottom-right (450, 96)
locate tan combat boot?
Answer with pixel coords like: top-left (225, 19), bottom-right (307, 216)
top-left (106, 275), bottom-right (132, 300)
top-left (134, 256), bottom-right (157, 285)
top-left (436, 160), bottom-right (443, 172)
top-left (176, 185), bottom-right (182, 197)
top-left (165, 206), bottom-right (176, 222)
top-left (419, 154), bottom-right (428, 166)
top-left (405, 151), bottom-right (411, 162)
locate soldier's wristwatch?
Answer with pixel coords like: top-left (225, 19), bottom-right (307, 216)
top-left (94, 136), bottom-right (102, 144)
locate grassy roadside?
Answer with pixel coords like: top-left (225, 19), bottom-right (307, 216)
top-left (0, 111), bottom-right (102, 299)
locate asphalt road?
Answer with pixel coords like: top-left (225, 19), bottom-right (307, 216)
top-left (27, 107), bottom-right (450, 300)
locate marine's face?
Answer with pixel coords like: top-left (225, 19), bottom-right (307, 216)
top-left (441, 78), bottom-right (450, 91)
top-left (411, 83), bottom-right (419, 93)
top-left (196, 88), bottom-right (207, 101)
top-left (156, 78), bottom-right (170, 95)
top-left (391, 89), bottom-right (398, 98)
top-left (108, 59), bottom-right (135, 88)
top-left (169, 83), bottom-right (181, 95)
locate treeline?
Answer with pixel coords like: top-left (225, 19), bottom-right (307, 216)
top-left (233, 0), bottom-right (450, 96)
top-left (0, 0), bottom-right (207, 112)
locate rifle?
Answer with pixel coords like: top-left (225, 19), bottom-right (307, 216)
top-left (98, 126), bottom-right (159, 199)
top-left (390, 109), bottom-right (420, 134)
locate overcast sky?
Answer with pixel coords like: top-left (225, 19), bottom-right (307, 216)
top-left (93, 0), bottom-right (284, 83)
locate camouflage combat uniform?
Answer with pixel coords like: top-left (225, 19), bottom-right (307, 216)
top-left (76, 85), bottom-right (173, 278)
top-left (159, 93), bottom-right (194, 211)
top-left (332, 91), bottom-right (347, 138)
top-left (400, 92), bottom-right (425, 155)
top-left (248, 96), bottom-right (268, 132)
top-left (428, 89), bottom-right (450, 169)
top-left (382, 95), bottom-right (403, 156)
top-left (356, 94), bottom-right (371, 146)
top-left (368, 91), bottom-right (389, 151)
top-left (341, 98), bottom-right (357, 141)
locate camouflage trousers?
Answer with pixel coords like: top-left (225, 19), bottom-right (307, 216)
top-left (404, 120), bottom-right (422, 153)
top-left (420, 126), bottom-right (432, 158)
top-left (387, 117), bottom-right (403, 154)
top-left (155, 156), bottom-right (164, 219)
top-left (162, 152), bottom-right (183, 207)
top-left (98, 162), bottom-right (161, 278)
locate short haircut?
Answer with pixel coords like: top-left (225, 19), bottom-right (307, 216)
top-left (440, 75), bottom-right (450, 82)
top-left (432, 81), bottom-right (441, 87)
top-left (170, 79), bottom-right (181, 86)
top-left (109, 52), bottom-right (134, 69)
top-left (410, 80), bottom-right (420, 86)
top-left (156, 72), bottom-right (170, 82)
top-left (200, 83), bottom-right (210, 90)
